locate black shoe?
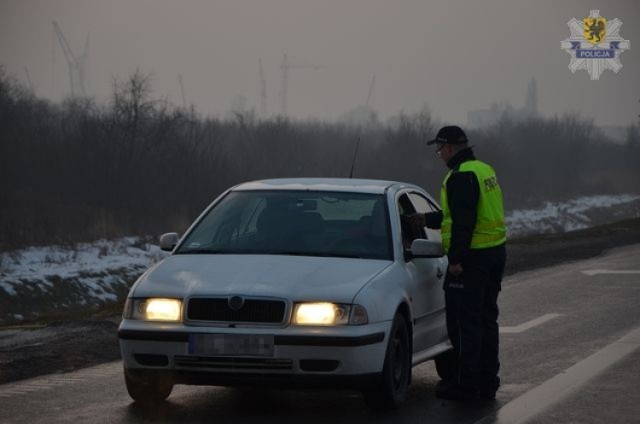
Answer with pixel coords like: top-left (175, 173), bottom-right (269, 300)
top-left (478, 388), bottom-right (497, 400)
top-left (436, 383), bottom-right (479, 401)
top-left (435, 379), bottom-right (454, 392)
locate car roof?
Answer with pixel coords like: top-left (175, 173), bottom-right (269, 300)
top-left (233, 178), bottom-right (420, 195)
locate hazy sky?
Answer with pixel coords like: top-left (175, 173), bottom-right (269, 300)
top-left (1, 0), bottom-right (638, 126)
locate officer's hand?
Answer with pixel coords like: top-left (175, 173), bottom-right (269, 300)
top-left (448, 263), bottom-right (463, 276)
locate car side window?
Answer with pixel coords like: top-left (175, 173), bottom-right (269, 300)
top-left (408, 193), bottom-right (442, 243)
top-left (397, 193), bottom-right (425, 249)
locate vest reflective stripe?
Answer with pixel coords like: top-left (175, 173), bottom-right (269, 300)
top-left (440, 160), bottom-right (507, 253)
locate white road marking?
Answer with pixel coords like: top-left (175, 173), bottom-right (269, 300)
top-left (20, 384), bottom-right (52, 389)
top-left (581, 269), bottom-right (640, 276)
top-left (475, 325), bottom-right (640, 424)
top-left (76, 370), bottom-right (119, 376)
top-left (500, 314), bottom-right (562, 334)
top-left (5, 386), bottom-right (40, 393)
top-left (0, 388), bottom-right (34, 395)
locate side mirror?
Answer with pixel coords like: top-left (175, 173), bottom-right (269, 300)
top-left (409, 239), bottom-right (444, 259)
top-left (159, 233), bottom-right (179, 252)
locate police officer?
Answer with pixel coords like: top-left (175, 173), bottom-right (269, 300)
top-left (415, 125), bottom-right (507, 400)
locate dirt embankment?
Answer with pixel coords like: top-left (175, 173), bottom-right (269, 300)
top-left (505, 218), bottom-right (640, 276)
top-left (0, 320), bottom-right (120, 383)
top-left (1, 218), bottom-right (639, 385)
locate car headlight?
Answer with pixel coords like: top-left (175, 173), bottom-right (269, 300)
top-left (292, 302), bottom-right (368, 326)
top-left (123, 298), bottom-right (182, 321)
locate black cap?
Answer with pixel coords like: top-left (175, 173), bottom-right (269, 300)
top-left (426, 125), bottom-right (468, 145)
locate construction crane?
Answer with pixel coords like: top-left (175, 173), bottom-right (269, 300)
top-left (52, 21), bottom-right (89, 97)
top-left (258, 58), bottom-right (267, 118)
top-left (279, 53), bottom-right (324, 116)
top-left (23, 67), bottom-right (35, 94)
top-left (365, 75), bottom-right (376, 108)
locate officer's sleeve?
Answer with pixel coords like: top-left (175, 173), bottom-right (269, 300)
top-left (446, 171), bottom-right (479, 265)
top-left (424, 210), bottom-right (443, 229)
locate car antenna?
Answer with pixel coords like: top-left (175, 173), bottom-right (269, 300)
top-left (348, 135), bottom-right (361, 179)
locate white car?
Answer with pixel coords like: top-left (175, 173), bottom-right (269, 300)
top-left (118, 178), bottom-right (453, 408)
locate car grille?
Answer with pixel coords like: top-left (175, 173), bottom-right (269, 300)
top-left (187, 298), bottom-right (286, 324)
top-left (175, 355), bottom-right (293, 371)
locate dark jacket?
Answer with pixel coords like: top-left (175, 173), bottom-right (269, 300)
top-left (425, 147), bottom-right (480, 265)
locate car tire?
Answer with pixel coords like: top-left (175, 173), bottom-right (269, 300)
top-left (124, 369), bottom-right (173, 404)
top-left (434, 349), bottom-right (456, 381)
top-left (363, 313), bottom-right (411, 410)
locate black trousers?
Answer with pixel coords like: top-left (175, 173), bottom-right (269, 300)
top-left (444, 244), bottom-right (506, 391)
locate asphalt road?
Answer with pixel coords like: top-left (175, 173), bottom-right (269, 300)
top-left (1, 244), bottom-right (639, 424)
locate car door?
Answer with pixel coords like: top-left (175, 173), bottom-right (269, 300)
top-left (397, 191), bottom-right (447, 353)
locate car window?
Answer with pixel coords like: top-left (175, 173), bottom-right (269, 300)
top-left (315, 195), bottom-right (376, 220)
top-left (408, 192), bottom-right (442, 243)
top-left (176, 190), bottom-right (392, 260)
top-left (397, 193), bottom-right (425, 249)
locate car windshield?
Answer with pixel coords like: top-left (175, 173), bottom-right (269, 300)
top-left (176, 190), bottom-right (392, 260)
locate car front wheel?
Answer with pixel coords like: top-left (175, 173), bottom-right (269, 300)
top-left (363, 313), bottom-right (411, 410)
top-left (124, 369), bottom-right (173, 404)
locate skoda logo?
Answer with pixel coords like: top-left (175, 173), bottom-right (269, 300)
top-left (228, 296), bottom-right (244, 311)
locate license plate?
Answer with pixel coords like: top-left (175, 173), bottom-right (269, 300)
top-left (188, 334), bottom-right (274, 357)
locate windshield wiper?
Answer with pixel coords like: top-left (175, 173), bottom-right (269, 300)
top-left (177, 249), bottom-right (366, 259)
top-left (178, 248), bottom-right (278, 255)
top-left (176, 248), bottom-right (224, 254)
top-left (267, 251), bottom-right (365, 259)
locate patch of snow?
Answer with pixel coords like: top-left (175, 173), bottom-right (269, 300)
top-left (0, 237), bottom-right (168, 281)
top-left (80, 275), bottom-right (121, 302)
top-left (507, 194), bottom-right (640, 237)
top-left (0, 282), bottom-right (16, 295)
top-left (0, 237), bottom-right (169, 305)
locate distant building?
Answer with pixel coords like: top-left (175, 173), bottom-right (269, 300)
top-left (467, 78), bottom-right (538, 128)
top-left (467, 103), bottom-right (502, 128)
top-left (599, 125), bottom-right (628, 143)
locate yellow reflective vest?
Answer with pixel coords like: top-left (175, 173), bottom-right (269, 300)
top-left (441, 160), bottom-right (506, 253)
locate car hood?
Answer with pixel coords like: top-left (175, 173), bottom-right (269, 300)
top-left (133, 254), bottom-right (393, 303)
